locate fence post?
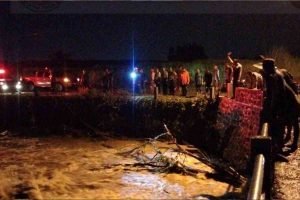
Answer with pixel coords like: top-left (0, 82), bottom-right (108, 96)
top-left (247, 154), bottom-right (265, 200)
top-left (249, 123), bottom-right (272, 199)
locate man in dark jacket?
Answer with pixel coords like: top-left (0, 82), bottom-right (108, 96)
top-left (261, 58), bottom-right (299, 153)
top-left (204, 68), bottom-right (213, 95)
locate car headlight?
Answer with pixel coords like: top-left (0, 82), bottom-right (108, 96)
top-left (2, 84), bottom-right (8, 90)
top-left (63, 77), bottom-right (70, 83)
top-left (15, 82), bottom-right (22, 90)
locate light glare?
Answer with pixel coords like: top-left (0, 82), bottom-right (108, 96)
top-left (63, 77), bottom-right (70, 83)
top-left (130, 71), bottom-right (137, 80)
top-left (2, 84), bottom-right (8, 90)
top-left (15, 82), bottom-right (22, 90)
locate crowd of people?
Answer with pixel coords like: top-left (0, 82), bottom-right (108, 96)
top-left (131, 52), bottom-right (243, 98)
top-left (78, 52), bottom-right (245, 98)
top-left (143, 66), bottom-right (213, 97)
top-left (142, 55), bottom-right (299, 154)
top-left (77, 52), bottom-right (299, 154)
top-left (80, 67), bottom-right (114, 93)
top-left (145, 66), bottom-right (191, 97)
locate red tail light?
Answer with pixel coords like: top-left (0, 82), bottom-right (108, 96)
top-left (0, 69), bottom-right (5, 74)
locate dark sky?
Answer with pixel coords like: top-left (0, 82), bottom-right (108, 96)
top-left (0, 1), bottom-right (300, 62)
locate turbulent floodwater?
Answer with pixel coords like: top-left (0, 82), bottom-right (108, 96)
top-left (0, 133), bottom-right (244, 199)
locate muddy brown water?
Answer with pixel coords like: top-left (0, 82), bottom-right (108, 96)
top-left (0, 134), bottom-right (244, 199)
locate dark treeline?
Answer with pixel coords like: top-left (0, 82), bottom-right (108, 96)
top-left (11, 59), bottom-right (169, 70)
top-left (168, 43), bottom-right (208, 61)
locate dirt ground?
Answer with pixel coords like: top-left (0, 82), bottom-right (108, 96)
top-left (0, 133), bottom-right (244, 199)
top-left (274, 146), bottom-right (300, 200)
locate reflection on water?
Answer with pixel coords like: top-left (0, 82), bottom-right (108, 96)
top-left (121, 172), bottom-right (184, 198)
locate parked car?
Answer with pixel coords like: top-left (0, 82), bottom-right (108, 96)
top-left (22, 67), bottom-right (81, 92)
top-left (0, 68), bottom-right (23, 93)
top-left (22, 67), bottom-right (52, 91)
top-left (51, 69), bottom-right (81, 91)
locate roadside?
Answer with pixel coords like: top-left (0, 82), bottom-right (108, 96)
top-left (273, 142), bottom-right (300, 200)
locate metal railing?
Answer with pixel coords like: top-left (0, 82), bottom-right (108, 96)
top-left (247, 154), bottom-right (265, 200)
top-left (247, 123), bottom-right (272, 200)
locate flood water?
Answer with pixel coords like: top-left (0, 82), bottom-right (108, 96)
top-left (0, 133), bottom-right (244, 199)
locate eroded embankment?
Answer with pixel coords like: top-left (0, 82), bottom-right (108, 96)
top-left (0, 95), bottom-right (219, 150)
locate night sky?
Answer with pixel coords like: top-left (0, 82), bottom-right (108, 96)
top-left (0, 1), bottom-right (300, 62)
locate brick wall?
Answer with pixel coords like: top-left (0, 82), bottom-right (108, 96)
top-left (234, 87), bottom-right (264, 107)
top-left (217, 87), bottom-right (264, 170)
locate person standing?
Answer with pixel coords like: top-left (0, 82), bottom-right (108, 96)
top-left (204, 68), bottom-right (213, 96)
top-left (213, 65), bottom-right (220, 95)
top-left (154, 68), bottom-right (161, 94)
top-left (161, 67), bottom-right (169, 95)
top-left (274, 68), bottom-right (299, 150)
top-left (224, 63), bottom-right (233, 96)
top-left (227, 52), bottom-right (242, 98)
top-left (80, 69), bottom-right (89, 90)
top-left (180, 67), bottom-right (190, 97)
top-left (176, 66), bottom-right (182, 93)
top-left (276, 68), bottom-right (299, 152)
top-left (149, 68), bottom-right (156, 94)
top-left (168, 67), bottom-right (177, 95)
top-left (225, 63), bottom-right (233, 84)
top-left (139, 68), bottom-right (146, 94)
top-left (194, 68), bottom-right (203, 96)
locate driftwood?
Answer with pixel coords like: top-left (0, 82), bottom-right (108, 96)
top-left (120, 123), bottom-right (246, 184)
